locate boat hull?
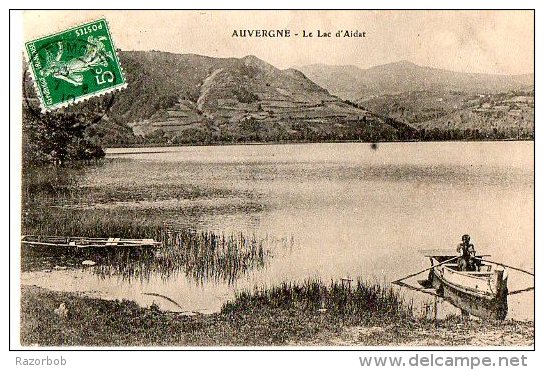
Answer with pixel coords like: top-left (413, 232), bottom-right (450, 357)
top-left (21, 235), bottom-right (161, 249)
top-left (428, 263), bottom-right (508, 320)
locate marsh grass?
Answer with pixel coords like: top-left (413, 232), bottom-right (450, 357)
top-left (92, 228), bottom-right (270, 284)
top-left (223, 279), bottom-right (413, 324)
top-left (21, 164), bottom-right (278, 284)
top-left (22, 165), bottom-right (86, 207)
top-left (23, 207), bottom-right (166, 240)
top-left (22, 205), bottom-right (273, 284)
top-left (22, 164), bottom-right (256, 209)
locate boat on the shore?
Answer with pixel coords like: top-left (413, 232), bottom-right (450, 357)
top-left (21, 235), bottom-right (161, 249)
top-left (417, 250), bottom-right (508, 320)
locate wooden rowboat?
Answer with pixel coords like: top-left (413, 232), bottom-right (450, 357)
top-left (418, 251), bottom-right (508, 320)
top-left (21, 235), bottom-right (161, 249)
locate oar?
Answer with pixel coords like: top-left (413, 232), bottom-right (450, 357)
top-left (392, 280), bottom-right (440, 297)
top-left (392, 255), bottom-right (459, 284)
top-left (508, 287), bottom-right (534, 296)
top-left (476, 258), bottom-right (534, 276)
top-left (474, 258), bottom-right (534, 296)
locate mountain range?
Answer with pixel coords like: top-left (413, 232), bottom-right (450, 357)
top-left (23, 52), bottom-right (534, 147)
top-left (299, 61), bottom-right (533, 140)
top-left (298, 61), bottom-right (534, 102)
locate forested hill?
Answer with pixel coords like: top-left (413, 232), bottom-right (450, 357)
top-left (104, 51), bottom-right (416, 145)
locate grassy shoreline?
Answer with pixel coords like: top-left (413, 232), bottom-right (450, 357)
top-left (20, 285), bottom-right (534, 347)
top-left (103, 138), bottom-right (534, 150)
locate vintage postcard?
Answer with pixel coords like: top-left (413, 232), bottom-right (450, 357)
top-left (15, 10), bottom-right (534, 349)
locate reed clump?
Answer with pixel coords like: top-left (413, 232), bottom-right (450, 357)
top-left (222, 279), bottom-right (413, 323)
top-left (92, 228), bottom-right (269, 284)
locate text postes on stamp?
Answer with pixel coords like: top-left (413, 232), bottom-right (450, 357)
top-left (24, 18), bottom-right (126, 112)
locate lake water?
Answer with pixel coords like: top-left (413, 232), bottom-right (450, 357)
top-left (22, 142), bottom-right (534, 320)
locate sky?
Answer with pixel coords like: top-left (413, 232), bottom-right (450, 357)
top-left (23, 10), bottom-right (534, 75)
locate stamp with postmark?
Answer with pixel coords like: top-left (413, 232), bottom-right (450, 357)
top-left (24, 18), bottom-right (126, 112)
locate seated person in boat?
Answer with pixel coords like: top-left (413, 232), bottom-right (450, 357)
top-left (456, 234), bottom-right (480, 271)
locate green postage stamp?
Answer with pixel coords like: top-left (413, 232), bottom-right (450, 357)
top-left (25, 18), bottom-right (127, 111)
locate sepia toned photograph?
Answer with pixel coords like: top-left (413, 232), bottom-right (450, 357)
top-left (16, 10), bottom-right (534, 347)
